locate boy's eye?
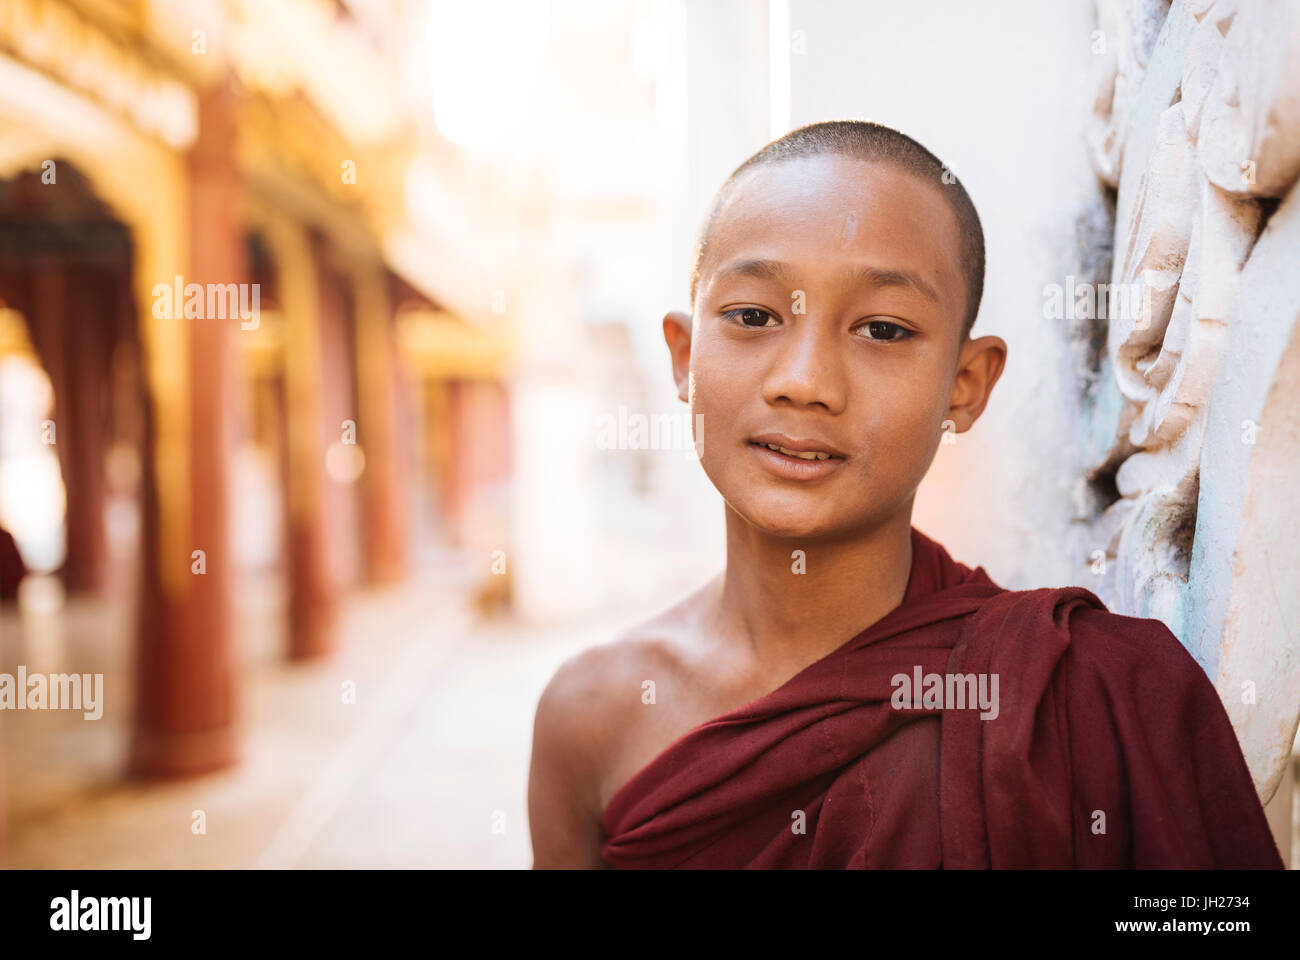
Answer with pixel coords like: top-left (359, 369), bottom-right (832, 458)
top-left (723, 307), bottom-right (778, 328)
top-left (855, 319), bottom-right (913, 342)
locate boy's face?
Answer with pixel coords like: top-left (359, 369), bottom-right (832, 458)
top-left (665, 154), bottom-right (1004, 540)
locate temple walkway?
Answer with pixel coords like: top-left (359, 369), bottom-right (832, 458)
top-left (1, 574), bottom-right (646, 869)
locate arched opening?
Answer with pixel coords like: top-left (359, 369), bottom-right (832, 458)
top-left (0, 160), bottom-right (145, 632)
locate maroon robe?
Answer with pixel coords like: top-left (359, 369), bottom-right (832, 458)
top-left (601, 527), bottom-right (1284, 868)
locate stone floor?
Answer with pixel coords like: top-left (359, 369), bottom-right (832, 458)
top-left (0, 572), bottom-right (655, 869)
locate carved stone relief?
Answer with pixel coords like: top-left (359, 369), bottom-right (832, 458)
top-left (1085, 0), bottom-right (1300, 797)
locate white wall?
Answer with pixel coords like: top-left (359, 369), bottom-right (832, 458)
top-left (781, 0), bottom-right (1104, 589)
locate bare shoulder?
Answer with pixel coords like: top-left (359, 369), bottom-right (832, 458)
top-left (533, 593), bottom-right (702, 773)
top-left (528, 583), bottom-right (712, 867)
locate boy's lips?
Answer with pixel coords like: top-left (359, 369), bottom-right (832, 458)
top-left (747, 433), bottom-right (848, 481)
top-left (747, 432), bottom-right (849, 459)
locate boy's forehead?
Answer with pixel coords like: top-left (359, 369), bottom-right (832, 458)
top-left (699, 155), bottom-right (964, 308)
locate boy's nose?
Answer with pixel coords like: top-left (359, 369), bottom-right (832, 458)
top-left (761, 324), bottom-right (848, 414)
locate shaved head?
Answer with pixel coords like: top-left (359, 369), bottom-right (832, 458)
top-left (691, 120), bottom-right (986, 338)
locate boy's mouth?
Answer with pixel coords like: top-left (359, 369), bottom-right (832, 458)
top-left (749, 441), bottom-right (839, 461)
top-left (747, 434), bottom-right (848, 481)
top-left (747, 433), bottom-right (848, 460)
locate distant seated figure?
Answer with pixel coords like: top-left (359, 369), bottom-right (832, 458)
top-left (0, 525), bottom-right (25, 601)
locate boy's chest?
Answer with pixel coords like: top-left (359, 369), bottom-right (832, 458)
top-left (596, 644), bottom-right (847, 820)
top-left (599, 680), bottom-right (950, 866)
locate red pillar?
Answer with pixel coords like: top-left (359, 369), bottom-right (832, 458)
top-left (355, 269), bottom-right (408, 585)
top-left (443, 379), bottom-right (467, 547)
top-left (129, 75), bottom-right (241, 777)
top-left (284, 387), bottom-right (339, 660)
top-left (63, 270), bottom-right (111, 592)
top-left (281, 239), bottom-right (346, 660)
top-left (22, 260), bottom-right (115, 595)
top-left (314, 246), bottom-right (361, 592)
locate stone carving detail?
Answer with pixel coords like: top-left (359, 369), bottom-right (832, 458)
top-left (1085, 0), bottom-right (1300, 797)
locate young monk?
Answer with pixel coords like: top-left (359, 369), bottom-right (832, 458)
top-left (527, 120), bottom-right (1284, 869)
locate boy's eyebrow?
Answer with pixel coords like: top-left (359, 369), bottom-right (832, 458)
top-left (713, 258), bottom-right (942, 305)
top-left (852, 264), bottom-right (942, 305)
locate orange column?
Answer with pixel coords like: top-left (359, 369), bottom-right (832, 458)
top-left (425, 378), bottom-right (452, 537)
top-left (314, 243), bottom-right (362, 592)
top-left (445, 379), bottom-right (511, 546)
top-left (276, 227), bottom-right (337, 661)
top-left (63, 270), bottom-right (112, 593)
top-left (354, 266), bottom-right (407, 585)
top-left (129, 75), bottom-right (241, 777)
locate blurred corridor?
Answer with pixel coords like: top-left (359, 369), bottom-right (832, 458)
top-left (0, 0), bottom-right (723, 868)
top-left (3, 570), bottom-right (664, 868)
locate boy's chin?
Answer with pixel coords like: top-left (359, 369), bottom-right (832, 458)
top-left (732, 500), bottom-right (855, 541)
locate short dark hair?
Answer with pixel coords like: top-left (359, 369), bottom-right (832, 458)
top-left (690, 120), bottom-right (986, 339)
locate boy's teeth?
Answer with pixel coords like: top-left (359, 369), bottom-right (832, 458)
top-left (764, 443), bottom-right (830, 461)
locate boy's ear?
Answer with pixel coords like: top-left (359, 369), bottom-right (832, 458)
top-left (662, 310), bottom-right (693, 403)
top-left (946, 334), bottom-right (1007, 432)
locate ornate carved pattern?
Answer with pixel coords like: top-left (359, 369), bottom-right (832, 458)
top-left (1085, 0), bottom-right (1298, 626)
top-left (1085, 0), bottom-right (1300, 799)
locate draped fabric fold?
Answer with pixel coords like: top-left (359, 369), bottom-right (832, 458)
top-left (600, 527), bottom-right (1282, 869)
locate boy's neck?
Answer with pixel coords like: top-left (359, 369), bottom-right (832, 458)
top-left (710, 509), bottom-right (915, 672)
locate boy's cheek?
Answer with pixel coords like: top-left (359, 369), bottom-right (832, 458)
top-left (687, 376), bottom-right (745, 424)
